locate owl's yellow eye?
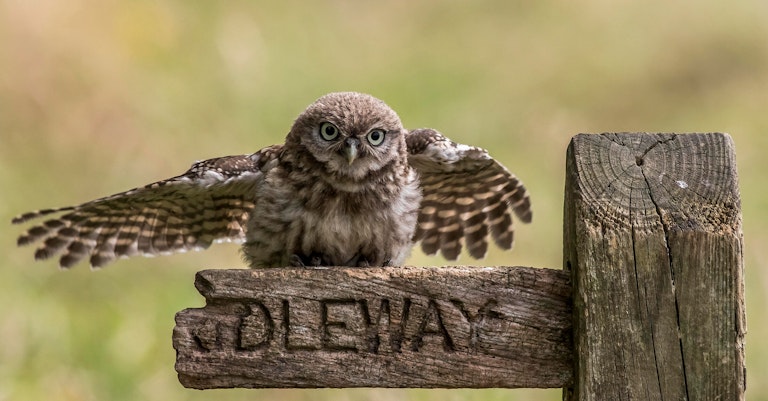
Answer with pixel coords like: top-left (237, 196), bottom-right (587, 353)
top-left (319, 122), bottom-right (339, 141)
top-left (367, 129), bottom-right (386, 146)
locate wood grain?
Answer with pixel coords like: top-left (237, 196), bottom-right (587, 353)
top-left (563, 133), bottom-right (745, 400)
top-left (173, 265), bottom-right (572, 389)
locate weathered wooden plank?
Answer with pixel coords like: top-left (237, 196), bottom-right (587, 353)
top-left (173, 265), bottom-right (572, 389)
top-left (563, 133), bottom-right (745, 400)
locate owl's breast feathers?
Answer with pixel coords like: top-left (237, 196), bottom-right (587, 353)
top-left (242, 147), bottom-right (421, 267)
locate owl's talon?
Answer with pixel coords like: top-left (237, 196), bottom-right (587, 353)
top-left (289, 253), bottom-right (327, 267)
top-left (289, 254), bottom-right (306, 267)
top-left (343, 254), bottom-right (372, 267)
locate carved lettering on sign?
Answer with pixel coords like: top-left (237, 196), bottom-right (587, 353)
top-left (358, 298), bottom-right (410, 353)
top-left (320, 299), bottom-right (359, 352)
top-left (237, 302), bottom-right (273, 350)
top-left (451, 298), bottom-right (502, 350)
top-left (412, 299), bottom-right (454, 352)
top-left (283, 299), bottom-right (317, 351)
top-left (228, 297), bottom-right (502, 354)
top-left (192, 318), bottom-right (219, 351)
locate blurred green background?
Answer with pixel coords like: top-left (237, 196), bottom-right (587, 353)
top-left (2, 0), bottom-right (767, 400)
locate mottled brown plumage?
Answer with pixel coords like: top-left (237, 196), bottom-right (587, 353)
top-left (13, 92), bottom-right (531, 268)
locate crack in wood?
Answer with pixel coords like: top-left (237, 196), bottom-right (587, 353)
top-left (629, 133), bottom-right (691, 400)
top-left (638, 156), bottom-right (691, 401)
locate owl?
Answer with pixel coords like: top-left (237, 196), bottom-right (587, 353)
top-left (13, 92), bottom-right (532, 269)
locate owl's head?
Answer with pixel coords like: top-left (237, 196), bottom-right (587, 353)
top-left (287, 92), bottom-right (406, 182)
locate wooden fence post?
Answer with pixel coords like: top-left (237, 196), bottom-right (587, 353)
top-left (563, 133), bottom-right (745, 400)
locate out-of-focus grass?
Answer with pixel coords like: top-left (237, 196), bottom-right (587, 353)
top-left (2, 1), bottom-right (767, 400)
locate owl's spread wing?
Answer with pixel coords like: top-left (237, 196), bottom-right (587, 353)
top-left (13, 145), bottom-right (282, 268)
top-left (406, 129), bottom-right (532, 260)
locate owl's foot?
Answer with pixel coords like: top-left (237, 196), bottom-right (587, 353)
top-left (290, 253), bottom-right (389, 267)
top-left (288, 254), bottom-right (305, 267)
top-left (343, 254), bottom-right (366, 267)
top-left (344, 254), bottom-right (392, 267)
top-left (289, 253), bottom-right (327, 267)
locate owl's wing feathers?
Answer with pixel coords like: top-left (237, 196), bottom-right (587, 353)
top-left (13, 146), bottom-right (282, 268)
top-left (406, 128), bottom-right (531, 260)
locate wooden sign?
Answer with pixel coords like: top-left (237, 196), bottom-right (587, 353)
top-left (173, 265), bottom-right (572, 389)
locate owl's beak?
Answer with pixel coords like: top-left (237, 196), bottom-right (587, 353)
top-left (344, 138), bottom-right (359, 165)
